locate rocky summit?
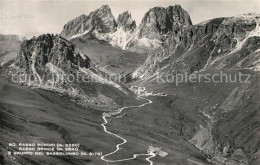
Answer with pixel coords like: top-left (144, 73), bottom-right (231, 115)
top-left (15, 34), bottom-right (91, 72)
top-left (60, 5), bottom-right (193, 50)
top-left (6, 34), bottom-right (133, 111)
top-left (132, 14), bottom-right (260, 80)
top-left (117, 11), bottom-right (136, 32)
top-left (138, 5), bottom-right (192, 40)
top-left (60, 5), bottom-right (117, 39)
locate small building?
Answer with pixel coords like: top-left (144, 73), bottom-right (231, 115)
top-left (103, 113), bottom-right (110, 117)
top-left (147, 146), bottom-right (168, 157)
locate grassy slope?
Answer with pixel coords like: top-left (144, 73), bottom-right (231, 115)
top-left (71, 38), bottom-right (148, 76)
top-left (0, 73), bottom-right (210, 165)
top-left (131, 69), bottom-right (260, 164)
top-left (0, 77), bottom-right (109, 165)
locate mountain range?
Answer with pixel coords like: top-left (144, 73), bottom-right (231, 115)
top-left (132, 13), bottom-right (260, 82)
top-left (0, 4), bottom-right (259, 165)
top-left (60, 5), bottom-right (260, 78)
top-left (60, 5), bottom-right (192, 50)
top-left (0, 34), bottom-right (24, 66)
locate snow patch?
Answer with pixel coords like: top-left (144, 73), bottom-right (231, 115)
top-left (92, 30), bottom-right (111, 41)
top-left (211, 17), bottom-right (260, 66)
top-left (109, 27), bottom-right (138, 50)
top-left (137, 37), bottom-right (162, 48)
top-left (230, 18), bottom-right (260, 54)
top-left (75, 49), bottom-right (86, 60)
top-left (31, 52), bottom-right (42, 83)
top-left (68, 29), bottom-right (90, 40)
top-left (46, 62), bottom-right (65, 74)
top-left (254, 48), bottom-right (260, 53)
top-left (79, 67), bottom-right (127, 94)
top-left (110, 27), bottom-right (128, 49)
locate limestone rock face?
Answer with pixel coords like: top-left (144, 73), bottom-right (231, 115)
top-left (117, 11), bottom-right (136, 32)
top-left (132, 14), bottom-right (260, 80)
top-left (60, 5), bottom-right (117, 38)
top-left (138, 5), bottom-right (192, 40)
top-left (60, 5), bottom-right (193, 50)
top-left (8, 34), bottom-right (129, 110)
top-left (15, 34), bottom-right (91, 72)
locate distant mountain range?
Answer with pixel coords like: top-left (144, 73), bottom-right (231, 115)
top-left (0, 34), bottom-right (24, 66)
top-left (60, 5), bottom-right (260, 81)
top-left (2, 4), bottom-right (259, 110)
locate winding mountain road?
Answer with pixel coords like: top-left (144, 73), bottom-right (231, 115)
top-left (100, 95), bottom-right (156, 164)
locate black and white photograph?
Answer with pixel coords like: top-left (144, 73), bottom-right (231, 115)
top-left (0, 0), bottom-right (259, 164)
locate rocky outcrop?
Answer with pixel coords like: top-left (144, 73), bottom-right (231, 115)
top-left (15, 34), bottom-right (91, 72)
top-left (60, 5), bottom-right (117, 38)
top-left (108, 11), bottom-right (137, 49)
top-left (109, 5), bottom-right (192, 50)
top-left (8, 34), bottom-right (131, 110)
top-left (132, 14), bottom-right (260, 80)
top-left (131, 18), bottom-right (224, 79)
top-left (60, 5), bottom-right (193, 50)
top-left (130, 14), bottom-right (260, 164)
top-left (138, 5), bottom-right (192, 40)
top-left (117, 11), bottom-right (136, 32)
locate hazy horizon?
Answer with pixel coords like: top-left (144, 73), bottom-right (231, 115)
top-left (0, 0), bottom-right (259, 38)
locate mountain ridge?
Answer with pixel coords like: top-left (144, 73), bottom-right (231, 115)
top-left (60, 4), bottom-right (192, 50)
top-left (130, 14), bottom-right (260, 81)
top-left (5, 34), bottom-right (139, 111)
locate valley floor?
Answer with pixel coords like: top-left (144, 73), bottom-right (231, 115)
top-left (0, 69), bottom-right (259, 165)
top-left (0, 76), bottom-right (209, 165)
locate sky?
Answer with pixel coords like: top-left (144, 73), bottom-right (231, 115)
top-left (0, 0), bottom-right (259, 38)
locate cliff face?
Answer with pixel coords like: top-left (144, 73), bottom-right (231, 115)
top-left (7, 34), bottom-right (133, 110)
top-left (138, 5), bottom-right (192, 40)
top-left (59, 5), bottom-right (260, 83)
top-left (60, 5), bottom-right (193, 50)
top-left (130, 13), bottom-right (260, 165)
top-left (15, 34), bottom-right (91, 72)
top-left (60, 5), bottom-right (117, 38)
top-left (132, 14), bottom-right (260, 80)
top-left (117, 11), bottom-right (136, 32)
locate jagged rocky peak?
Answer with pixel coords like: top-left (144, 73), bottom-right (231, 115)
top-left (15, 34), bottom-right (91, 72)
top-left (117, 11), bottom-right (136, 31)
top-left (9, 34), bottom-right (127, 110)
top-left (132, 13), bottom-right (260, 81)
top-left (60, 5), bottom-right (117, 38)
top-left (138, 4), bottom-right (192, 40)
